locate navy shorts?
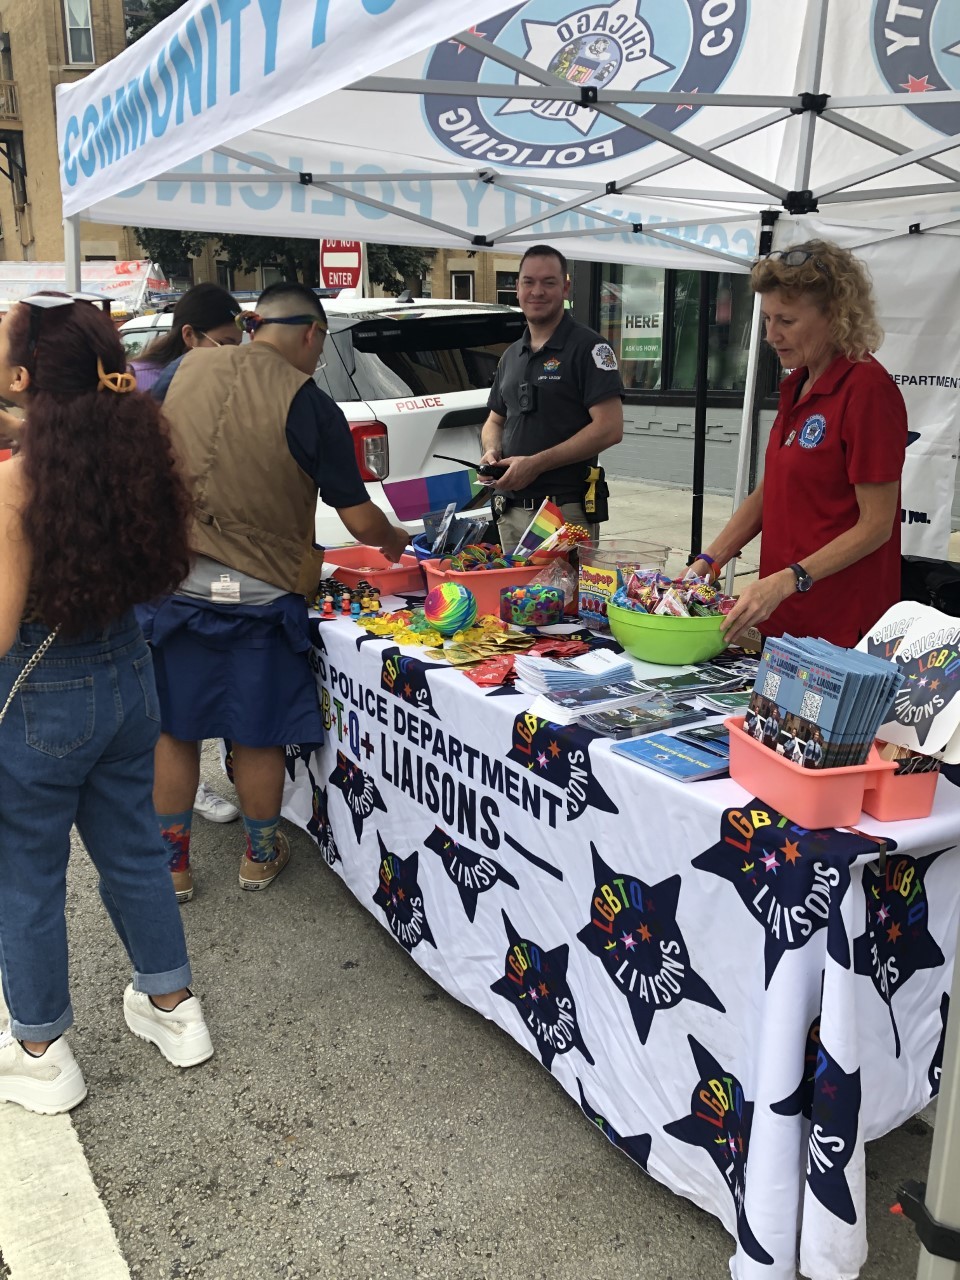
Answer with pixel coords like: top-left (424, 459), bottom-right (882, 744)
top-left (138, 594), bottom-right (324, 748)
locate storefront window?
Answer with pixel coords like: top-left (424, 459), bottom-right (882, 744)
top-left (598, 264), bottom-right (664, 391)
top-left (598, 263), bottom-right (753, 394)
top-left (671, 271), bottom-right (753, 392)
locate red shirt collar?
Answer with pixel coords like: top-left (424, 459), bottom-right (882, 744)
top-left (781, 353), bottom-right (863, 400)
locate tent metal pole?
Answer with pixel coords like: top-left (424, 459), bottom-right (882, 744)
top-left (792, 0), bottom-right (829, 193)
top-left (64, 214), bottom-right (81, 293)
top-left (820, 111), bottom-right (960, 184)
top-left (350, 75), bottom-right (799, 111)
top-left (821, 182), bottom-right (960, 205)
top-left (452, 31), bottom-right (788, 201)
top-left (725, 290), bottom-right (765, 595)
top-left (913, 909), bottom-right (960, 1279)
top-left (827, 91), bottom-right (960, 107)
top-left (691, 272), bottom-right (711, 561)
top-left (815, 133), bottom-right (960, 200)
top-left (724, 210), bottom-right (777, 595)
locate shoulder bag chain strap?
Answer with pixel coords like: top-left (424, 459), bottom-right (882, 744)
top-left (0, 625), bottom-right (61, 726)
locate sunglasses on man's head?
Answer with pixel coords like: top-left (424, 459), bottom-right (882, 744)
top-left (236, 312), bottom-right (328, 336)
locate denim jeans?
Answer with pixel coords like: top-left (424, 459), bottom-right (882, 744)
top-left (0, 613), bottom-right (192, 1040)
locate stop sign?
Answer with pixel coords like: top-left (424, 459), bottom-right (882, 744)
top-left (319, 240), bottom-right (362, 290)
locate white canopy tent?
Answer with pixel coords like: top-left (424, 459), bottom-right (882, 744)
top-left (54, 0), bottom-right (960, 563)
top-left (54, 4), bottom-right (960, 1275)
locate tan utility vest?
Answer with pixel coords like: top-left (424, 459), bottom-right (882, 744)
top-left (162, 343), bottom-right (326, 595)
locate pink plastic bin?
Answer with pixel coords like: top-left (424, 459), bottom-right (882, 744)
top-left (725, 717), bottom-right (897, 829)
top-left (324, 546), bottom-right (424, 594)
top-left (422, 557), bottom-right (546, 617)
top-left (861, 765), bottom-right (939, 822)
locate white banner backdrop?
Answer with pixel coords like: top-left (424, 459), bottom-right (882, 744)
top-left (57, 1), bottom-right (960, 268)
top-left (274, 618), bottom-right (960, 1280)
top-left (56, 0), bottom-right (514, 217)
top-left (773, 218), bottom-right (960, 559)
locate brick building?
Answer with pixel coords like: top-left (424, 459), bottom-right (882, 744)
top-left (0, 0), bottom-right (139, 263)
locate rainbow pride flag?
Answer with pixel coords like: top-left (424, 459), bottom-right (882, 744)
top-left (512, 499), bottom-right (566, 558)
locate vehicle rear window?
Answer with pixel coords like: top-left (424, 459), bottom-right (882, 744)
top-left (120, 330), bottom-right (155, 358)
top-left (315, 311), bottom-right (525, 403)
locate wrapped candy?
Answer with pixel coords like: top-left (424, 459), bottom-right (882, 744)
top-left (653, 588), bottom-right (689, 618)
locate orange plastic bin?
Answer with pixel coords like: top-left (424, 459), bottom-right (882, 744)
top-left (725, 717), bottom-right (897, 829)
top-left (324, 545), bottom-right (424, 594)
top-left (862, 765), bottom-right (939, 823)
top-left (422, 557), bottom-right (546, 617)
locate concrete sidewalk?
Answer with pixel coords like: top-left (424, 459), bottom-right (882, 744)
top-left (603, 473), bottom-right (960, 576)
top-left (602, 475), bottom-right (761, 584)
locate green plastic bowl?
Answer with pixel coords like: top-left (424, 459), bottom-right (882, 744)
top-left (608, 600), bottom-right (727, 666)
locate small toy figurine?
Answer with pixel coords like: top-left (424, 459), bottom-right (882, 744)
top-left (350, 600), bottom-right (361, 619)
top-left (341, 591), bottom-right (352, 616)
top-left (321, 594), bottom-right (334, 619)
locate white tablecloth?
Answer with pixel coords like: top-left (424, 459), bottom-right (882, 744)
top-left (277, 617), bottom-right (960, 1280)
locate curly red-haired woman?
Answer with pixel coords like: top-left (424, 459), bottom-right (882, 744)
top-left (0, 295), bottom-right (213, 1114)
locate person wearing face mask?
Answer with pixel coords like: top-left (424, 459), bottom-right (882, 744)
top-left (478, 243), bottom-right (624, 553)
top-left (132, 283), bottom-right (245, 828)
top-left (689, 240), bottom-right (907, 648)
top-left (143, 282), bottom-right (409, 903)
top-left (130, 282), bottom-right (242, 396)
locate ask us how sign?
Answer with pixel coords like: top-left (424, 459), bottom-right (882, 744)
top-left (619, 268), bottom-right (664, 364)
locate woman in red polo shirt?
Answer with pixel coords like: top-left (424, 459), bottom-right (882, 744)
top-left (689, 240), bottom-right (906, 648)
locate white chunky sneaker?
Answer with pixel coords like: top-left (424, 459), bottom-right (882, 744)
top-left (193, 782), bottom-right (240, 824)
top-left (0, 1031), bottom-right (87, 1115)
top-left (123, 987), bottom-right (214, 1069)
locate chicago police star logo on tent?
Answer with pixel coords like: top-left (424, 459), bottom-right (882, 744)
top-left (425, 0), bottom-right (745, 170)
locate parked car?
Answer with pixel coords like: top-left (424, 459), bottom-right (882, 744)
top-left (120, 298), bottom-right (523, 548)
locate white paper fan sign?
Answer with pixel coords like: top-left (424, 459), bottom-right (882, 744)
top-left (858, 603), bottom-right (960, 759)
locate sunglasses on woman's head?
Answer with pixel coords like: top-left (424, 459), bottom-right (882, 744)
top-left (19, 293), bottom-right (110, 360)
top-left (758, 249), bottom-right (827, 272)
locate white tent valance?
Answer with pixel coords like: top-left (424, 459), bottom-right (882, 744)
top-left (56, 0), bottom-right (960, 272)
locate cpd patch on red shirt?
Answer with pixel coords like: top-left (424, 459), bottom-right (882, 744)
top-left (759, 354), bottom-right (907, 647)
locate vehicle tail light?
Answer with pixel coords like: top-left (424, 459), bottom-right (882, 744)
top-left (350, 420), bottom-right (389, 481)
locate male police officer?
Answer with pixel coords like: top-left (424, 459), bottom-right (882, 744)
top-left (479, 244), bottom-right (624, 552)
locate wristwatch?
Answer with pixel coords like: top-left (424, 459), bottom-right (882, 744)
top-left (787, 563), bottom-right (813, 593)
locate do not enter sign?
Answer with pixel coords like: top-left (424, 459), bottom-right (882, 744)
top-left (319, 240), bottom-right (362, 290)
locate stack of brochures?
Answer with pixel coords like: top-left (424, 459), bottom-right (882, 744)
top-left (638, 659), bottom-right (758, 700)
top-left (745, 635), bottom-right (903, 769)
top-left (611, 725), bottom-right (731, 781)
top-left (526, 678), bottom-right (655, 726)
top-left (514, 649), bottom-right (633, 694)
top-left (579, 695), bottom-right (703, 739)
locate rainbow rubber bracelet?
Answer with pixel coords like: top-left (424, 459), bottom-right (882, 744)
top-left (692, 552), bottom-right (718, 578)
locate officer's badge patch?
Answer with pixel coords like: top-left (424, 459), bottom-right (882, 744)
top-left (592, 343), bottom-right (618, 371)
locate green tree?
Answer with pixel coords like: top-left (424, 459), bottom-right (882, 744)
top-left (133, 226), bottom-right (208, 274)
top-left (125, 0), bottom-right (186, 43)
top-left (216, 236), bottom-right (320, 288)
top-left (366, 244), bottom-right (434, 294)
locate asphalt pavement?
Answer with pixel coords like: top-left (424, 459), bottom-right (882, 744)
top-left (0, 478), bottom-right (945, 1280)
top-left (47, 767), bottom-right (933, 1280)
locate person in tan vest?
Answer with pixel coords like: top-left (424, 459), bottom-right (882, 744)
top-left (143, 282), bottom-right (409, 902)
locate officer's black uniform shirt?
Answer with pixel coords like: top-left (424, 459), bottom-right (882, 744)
top-left (487, 312), bottom-right (624, 497)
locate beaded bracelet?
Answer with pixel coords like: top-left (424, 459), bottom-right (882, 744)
top-left (691, 552), bottom-right (718, 580)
